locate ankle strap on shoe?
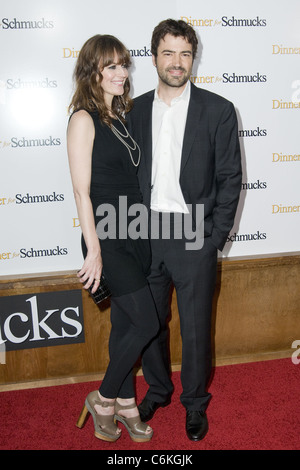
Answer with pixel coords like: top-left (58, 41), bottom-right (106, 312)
top-left (96, 398), bottom-right (115, 408)
top-left (116, 401), bottom-right (136, 410)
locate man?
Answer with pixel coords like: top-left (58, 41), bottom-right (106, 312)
top-left (128, 19), bottom-right (242, 441)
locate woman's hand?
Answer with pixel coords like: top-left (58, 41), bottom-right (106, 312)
top-left (77, 250), bottom-right (103, 294)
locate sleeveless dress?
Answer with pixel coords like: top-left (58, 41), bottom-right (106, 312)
top-left (81, 110), bottom-right (151, 297)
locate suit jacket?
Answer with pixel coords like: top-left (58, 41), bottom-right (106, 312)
top-left (128, 82), bottom-right (242, 251)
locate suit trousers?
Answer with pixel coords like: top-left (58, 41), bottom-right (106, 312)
top-left (142, 211), bottom-right (218, 412)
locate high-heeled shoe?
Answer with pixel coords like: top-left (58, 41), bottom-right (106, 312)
top-left (76, 391), bottom-right (121, 442)
top-left (114, 400), bottom-right (153, 442)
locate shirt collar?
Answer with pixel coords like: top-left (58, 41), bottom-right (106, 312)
top-left (154, 79), bottom-right (191, 106)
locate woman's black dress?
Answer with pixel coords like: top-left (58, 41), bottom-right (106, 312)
top-left (81, 111), bottom-right (150, 297)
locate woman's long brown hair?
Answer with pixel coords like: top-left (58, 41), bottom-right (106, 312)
top-left (69, 34), bottom-right (133, 125)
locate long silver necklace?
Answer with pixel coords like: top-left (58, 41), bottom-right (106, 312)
top-left (110, 116), bottom-right (141, 167)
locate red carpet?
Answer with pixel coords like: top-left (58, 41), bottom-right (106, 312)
top-left (0, 358), bottom-right (299, 451)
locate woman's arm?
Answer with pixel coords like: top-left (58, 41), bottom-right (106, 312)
top-left (67, 110), bottom-right (102, 293)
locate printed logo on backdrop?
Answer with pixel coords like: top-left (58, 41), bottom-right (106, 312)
top-left (222, 72), bottom-right (267, 83)
top-left (0, 17), bottom-right (54, 30)
top-left (239, 127), bottom-right (267, 138)
top-left (0, 246), bottom-right (69, 262)
top-left (191, 73), bottom-right (267, 86)
top-left (272, 45), bottom-right (300, 55)
top-left (272, 152), bottom-right (300, 163)
top-left (62, 48), bottom-right (80, 59)
top-left (180, 15), bottom-right (267, 28)
top-left (220, 16), bottom-right (266, 27)
top-left (0, 136), bottom-right (61, 149)
top-left (0, 290), bottom-right (84, 352)
top-left (241, 180), bottom-right (267, 191)
top-left (272, 203), bottom-right (300, 214)
top-left (227, 230), bottom-right (267, 243)
top-left (0, 250), bottom-right (18, 261)
top-left (129, 47), bottom-right (152, 58)
top-left (5, 78), bottom-right (58, 89)
top-left (20, 246), bottom-right (68, 258)
top-left (0, 192), bottom-right (65, 206)
top-left (62, 47), bottom-right (152, 59)
top-left (0, 246), bottom-right (70, 266)
top-left (273, 99), bottom-right (300, 109)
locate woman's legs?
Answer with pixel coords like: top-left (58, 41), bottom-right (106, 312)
top-left (97, 285), bottom-right (158, 434)
top-left (99, 285), bottom-right (159, 398)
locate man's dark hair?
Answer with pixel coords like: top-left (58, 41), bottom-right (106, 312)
top-left (151, 19), bottom-right (198, 59)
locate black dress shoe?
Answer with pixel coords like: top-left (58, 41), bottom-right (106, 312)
top-left (185, 410), bottom-right (208, 441)
top-left (138, 396), bottom-right (171, 422)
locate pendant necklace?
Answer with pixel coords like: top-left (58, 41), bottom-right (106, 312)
top-left (110, 116), bottom-right (141, 167)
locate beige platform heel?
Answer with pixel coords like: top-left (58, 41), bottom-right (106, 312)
top-left (76, 391), bottom-right (121, 442)
top-left (114, 400), bottom-right (153, 442)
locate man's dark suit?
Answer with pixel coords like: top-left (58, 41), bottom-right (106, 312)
top-left (128, 82), bottom-right (242, 412)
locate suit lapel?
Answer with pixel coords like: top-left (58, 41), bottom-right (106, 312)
top-left (181, 83), bottom-right (204, 173)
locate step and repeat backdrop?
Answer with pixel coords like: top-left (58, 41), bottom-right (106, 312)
top-left (1, 0), bottom-right (299, 277)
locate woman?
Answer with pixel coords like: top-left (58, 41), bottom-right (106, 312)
top-left (67, 35), bottom-right (159, 443)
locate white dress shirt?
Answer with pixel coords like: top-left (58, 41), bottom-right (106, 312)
top-left (151, 80), bottom-right (191, 213)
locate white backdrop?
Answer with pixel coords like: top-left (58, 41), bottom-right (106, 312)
top-left (0, 0), bottom-right (299, 277)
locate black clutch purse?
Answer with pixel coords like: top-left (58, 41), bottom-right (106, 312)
top-left (87, 274), bottom-right (111, 304)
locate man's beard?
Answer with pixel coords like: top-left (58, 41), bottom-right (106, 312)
top-left (157, 66), bottom-right (191, 88)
